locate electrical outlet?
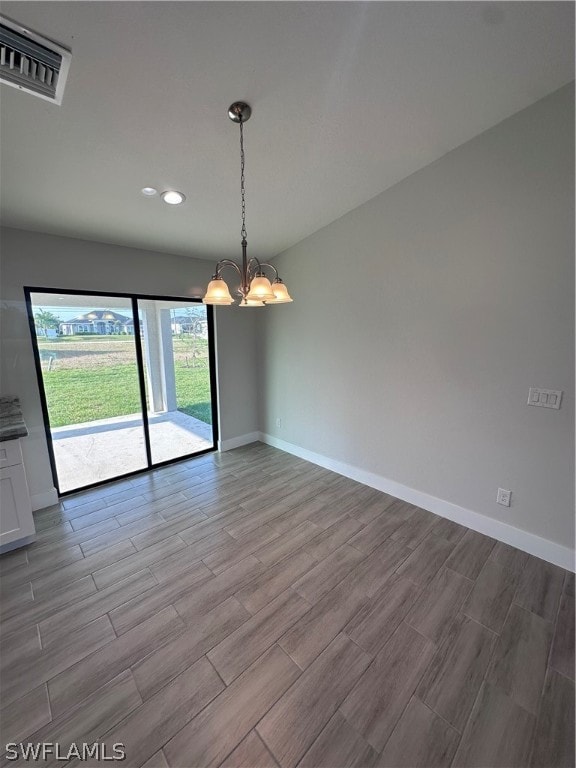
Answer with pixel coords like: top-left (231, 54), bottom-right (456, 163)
top-left (276, 417), bottom-right (282, 428)
top-left (497, 488), bottom-right (511, 507)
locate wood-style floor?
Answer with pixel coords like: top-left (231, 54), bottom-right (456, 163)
top-left (0, 443), bottom-right (574, 768)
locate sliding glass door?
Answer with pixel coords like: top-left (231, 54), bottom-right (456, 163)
top-left (138, 300), bottom-right (215, 465)
top-left (26, 289), bottom-right (217, 495)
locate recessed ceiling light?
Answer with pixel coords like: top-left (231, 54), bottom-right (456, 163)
top-left (141, 187), bottom-right (158, 197)
top-left (161, 190), bottom-right (186, 205)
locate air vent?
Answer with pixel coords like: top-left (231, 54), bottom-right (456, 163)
top-left (0, 16), bottom-right (71, 104)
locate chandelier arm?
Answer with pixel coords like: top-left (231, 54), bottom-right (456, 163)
top-left (247, 256), bottom-right (262, 276)
top-left (214, 259), bottom-right (243, 280)
top-left (249, 261), bottom-right (279, 281)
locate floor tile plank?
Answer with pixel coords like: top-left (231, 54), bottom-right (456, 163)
top-left (254, 521), bottom-right (322, 566)
top-left (430, 517), bottom-right (467, 544)
top-left (1, 575), bottom-right (97, 638)
top-left (92, 536), bottom-right (186, 589)
top-left (298, 711), bottom-right (378, 768)
top-left (453, 683), bottom-right (535, 768)
top-left (0, 625), bottom-right (42, 676)
top-left (279, 543), bottom-right (413, 671)
top-left (139, 750), bottom-right (169, 768)
top-left (344, 576), bottom-right (421, 657)
top-left (2, 615), bottom-right (117, 708)
top-left (257, 635), bottom-right (371, 768)
top-left (348, 539), bottom-right (413, 597)
top-left (164, 646), bottom-right (301, 768)
top-left (340, 622), bottom-right (435, 752)
top-left (79, 514), bottom-right (165, 557)
top-left (31, 516), bottom-right (120, 553)
top-left (0, 580), bottom-right (34, 616)
top-left (345, 492), bottom-right (400, 526)
top-left (486, 603), bottom-right (553, 714)
top-left (149, 530), bottom-right (235, 583)
top-left (108, 561), bottom-right (215, 635)
top-left (489, 541), bottom-right (529, 574)
top-left (390, 507), bottom-right (437, 549)
top-left (268, 495), bottom-right (345, 535)
top-left (347, 502), bottom-right (411, 555)
top-left (208, 590), bottom-right (311, 684)
top-left (21, 671), bottom-right (142, 768)
top-left (101, 657), bottom-right (225, 768)
top-left (172, 556), bottom-right (266, 623)
top-left (416, 614), bottom-right (496, 731)
top-left (0, 684), bottom-right (51, 745)
top-left (131, 596), bottom-right (249, 700)
top-left (0, 548), bottom-right (28, 574)
top-left (38, 569), bottom-right (158, 646)
top-left (530, 668), bottom-right (575, 768)
top-left (26, 542), bottom-right (85, 572)
top-left (128, 510), bottom-right (207, 550)
top-left (203, 525), bottom-right (280, 574)
top-left (378, 696), bottom-right (460, 768)
top-left (514, 555), bottom-right (564, 621)
top-left (292, 545), bottom-right (365, 604)
top-left (395, 534), bottom-right (454, 587)
top-left (405, 566), bottom-right (472, 645)
top-left (234, 551), bottom-right (317, 615)
top-left (462, 559), bottom-right (519, 633)
top-left (302, 517), bottom-right (364, 562)
top-left (31, 540), bottom-right (138, 596)
top-left (220, 730), bottom-right (279, 768)
top-left (279, 578), bottom-right (369, 671)
top-left (550, 593), bottom-right (575, 680)
top-left (48, 605), bottom-right (185, 718)
top-left (444, 530), bottom-right (495, 580)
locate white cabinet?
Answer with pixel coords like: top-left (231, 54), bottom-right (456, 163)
top-left (0, 439), bottom-right (35, 552)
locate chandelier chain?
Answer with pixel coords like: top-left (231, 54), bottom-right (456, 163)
top-left (240, 118), bottom-right (247, 241)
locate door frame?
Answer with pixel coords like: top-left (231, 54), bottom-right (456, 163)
top-left (24, 286), bottom-right (219, 496)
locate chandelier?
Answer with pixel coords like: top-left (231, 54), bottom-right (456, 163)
top-left (202, 102), bottom-right (293, 307)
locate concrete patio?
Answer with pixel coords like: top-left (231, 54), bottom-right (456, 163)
top-left (52, 410), bottom-right (214, 492)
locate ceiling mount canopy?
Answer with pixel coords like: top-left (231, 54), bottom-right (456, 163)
top-left (202, 102), bottom-right (293, 307)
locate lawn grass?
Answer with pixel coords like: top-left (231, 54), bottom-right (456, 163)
top-left (42, 362), bottom-right (213, 427)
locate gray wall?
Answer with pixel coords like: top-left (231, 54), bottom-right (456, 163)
top-left (0, 228), bottom-right (259, 503)
top-left (259, 85), bottom-right (574, 550)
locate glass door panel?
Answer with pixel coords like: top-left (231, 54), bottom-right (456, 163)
top-left (137, 300), bottom-right (215, 465)
top-left (29, 292), bottom-right (148, 493)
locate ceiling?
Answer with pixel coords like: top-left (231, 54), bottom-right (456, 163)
top-left (1, 2), bottom-right (573, 262)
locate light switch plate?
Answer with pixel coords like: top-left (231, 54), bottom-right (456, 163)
top-left (527, 388), bottom-right (562, 409)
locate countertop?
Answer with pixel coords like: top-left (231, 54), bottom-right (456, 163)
top-left (0, 396), bottom-right (28, 442)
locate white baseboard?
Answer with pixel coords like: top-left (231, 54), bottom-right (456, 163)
top-left (260, 433), bottom-right (575, 572)
top-left (31, 488), bottom-right (59, 511)
top-left (219, 432), bottom-right (261, 452)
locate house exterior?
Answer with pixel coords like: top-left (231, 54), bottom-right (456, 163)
top-left (59, 310), bottom-right (134, 335)
top-left (170, 314), bottom-right (208, 338)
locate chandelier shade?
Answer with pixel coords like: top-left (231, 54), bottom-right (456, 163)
top-left (245, 274), bottom-right (276, 302)
top-left (202, 277), bottom-right (234, 305)
top-left (267, 279), bottom-right (294, 304)
top-left (201, 102), bottom-right (293, 308)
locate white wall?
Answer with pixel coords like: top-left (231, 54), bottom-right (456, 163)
top-left (259, 85), bottom-right (575, 567)
top-left (0, 228), bottom-right (259, 506)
